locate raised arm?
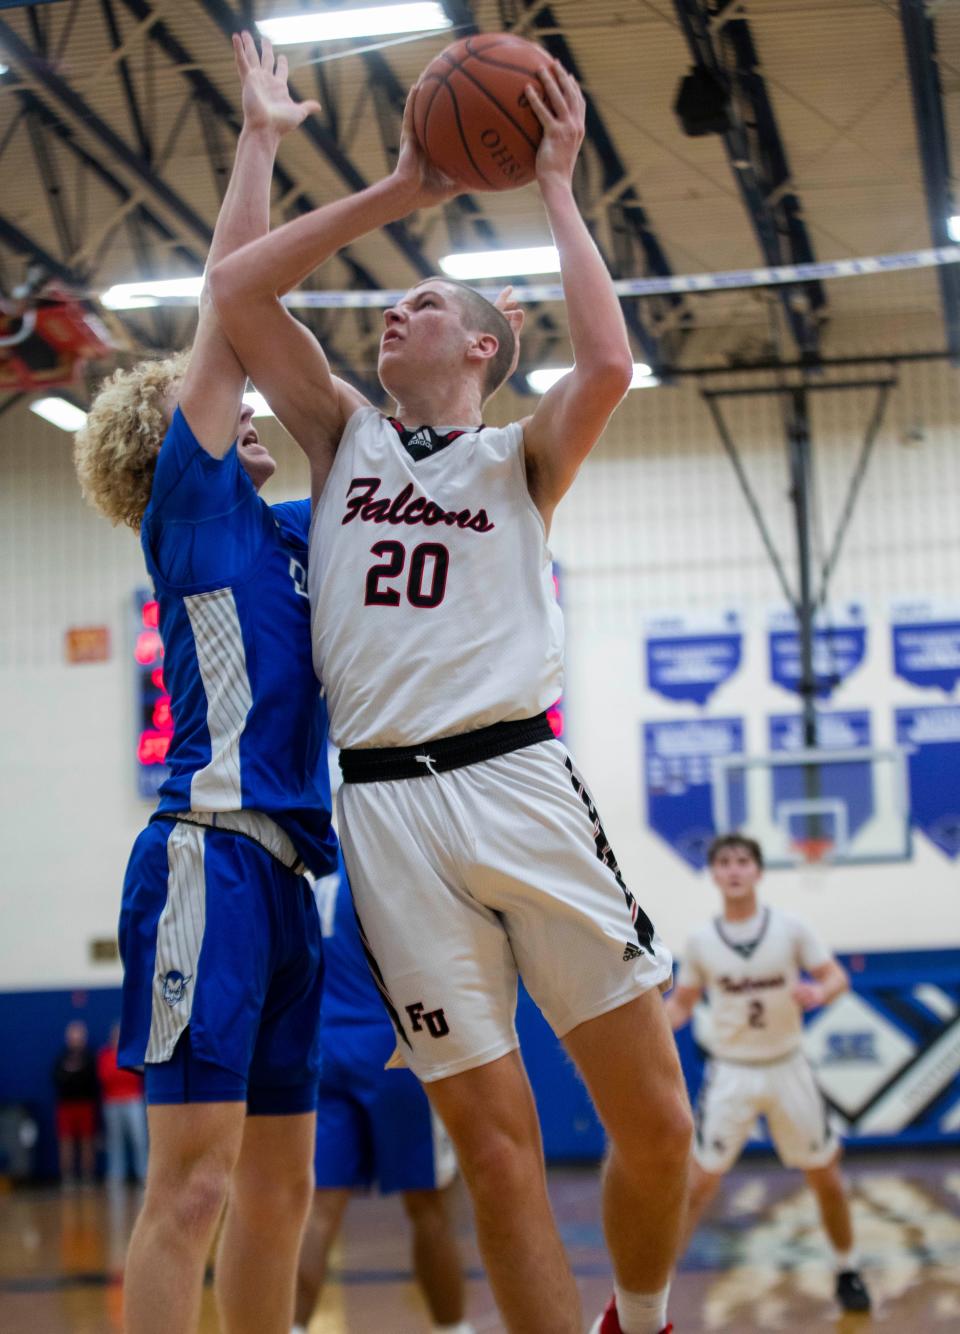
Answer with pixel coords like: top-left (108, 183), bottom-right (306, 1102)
top-left (209, 88), bottom-right (461, 495)
top-left (521, 62), bottom-right (634, 527)
top-left (179, 33), bottom-right (319, 455)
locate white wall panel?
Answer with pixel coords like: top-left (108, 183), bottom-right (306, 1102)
top-left (1, 349), bottom-right (958, 987)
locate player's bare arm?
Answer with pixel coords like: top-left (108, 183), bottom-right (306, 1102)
top-left (209, 83), bottom-right (462, 496)
top-left (793, 959), bottom-right (850, 1011)
top-left (520, 61), bottom-right (634, 527)
top-left (664, 983), bottom-right (702, 1030)
top-left (179, 33), bottom-right (319, 457)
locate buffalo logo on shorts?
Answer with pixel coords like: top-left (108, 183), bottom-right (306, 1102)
top-left (160, 969), bottom-right (192, 1007)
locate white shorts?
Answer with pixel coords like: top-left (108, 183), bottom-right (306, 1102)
top-left (693, 1049), bottom-right (839, 1173)
top-left (338, 738), bottom-right (673, 1082)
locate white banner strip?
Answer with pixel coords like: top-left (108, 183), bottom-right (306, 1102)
top-left (124, 244), bottom-right (960, 310)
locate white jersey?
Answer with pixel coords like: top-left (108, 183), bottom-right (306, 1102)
top-left (677, 906), bottom-right (831, 1062)
top-left (309, 407), bottom-right (564, 748)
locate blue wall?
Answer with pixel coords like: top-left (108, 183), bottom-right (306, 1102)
top-left (3, 946), bottom-right (959, 1179)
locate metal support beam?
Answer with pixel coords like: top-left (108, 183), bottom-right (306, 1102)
top-left (784, 386), bottom-right (817, 746)
top-left (99, 0), bottom-right (153, 163)
top-left (0, 213), bottom-right (85, 285)
top-left (0, 19), bottom-right (214, 246)
top-left (674, 0), bottom-right (824, 358)
top-left (523, 1), bottom-right (682, 372)
top-left (898, 0), bottom-right (960, 363)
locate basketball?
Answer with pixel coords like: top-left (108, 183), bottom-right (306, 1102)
top-left (412, 35), bottom-right (552, 192)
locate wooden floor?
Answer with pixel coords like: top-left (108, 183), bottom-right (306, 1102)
top-left (1, 1152), bottom-right (958, 1332)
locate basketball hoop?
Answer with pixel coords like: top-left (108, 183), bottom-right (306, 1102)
top-left (792, 836), bottom-right (835, 865)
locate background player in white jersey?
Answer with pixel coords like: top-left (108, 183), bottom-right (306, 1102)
top-left (665, 833), bottom-right (871, 1313)
top-left (209, 57), bottom-right (691, 1334)
top-left (73, 37), bottom-right (331, 1334)
top-left (293, 856), bottom-right (474, 1334)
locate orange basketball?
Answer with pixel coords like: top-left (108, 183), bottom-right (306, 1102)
top-left (412, 34), bottom-right (552, 192)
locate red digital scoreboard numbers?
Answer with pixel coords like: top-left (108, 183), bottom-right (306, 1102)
top-left (134, 589), bottom-right (172, 797)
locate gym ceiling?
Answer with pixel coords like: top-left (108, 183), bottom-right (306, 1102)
top-left (0, 0), bottom-right (957, 408)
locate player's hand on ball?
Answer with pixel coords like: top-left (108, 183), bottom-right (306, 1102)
top-left (494, 285), bottom-right (525, 380)
top-left (792, 980), bottom-right (827, 1012)
top-left (394, 85), bottom-right (463, 209)
top-left (525, 59), bottom-right (585, 188)
top-left (234, 30), bottom-right (320, 138)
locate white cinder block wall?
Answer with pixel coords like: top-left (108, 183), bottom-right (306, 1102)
top-left (1, 347), bottom-right (958, 990)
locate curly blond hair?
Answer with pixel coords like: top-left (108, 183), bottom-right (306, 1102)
top-left (73, 350), bottom-right (191, 531)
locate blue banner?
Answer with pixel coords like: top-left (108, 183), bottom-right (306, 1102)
top-left (768, 604), bottom-right (867, 698)
top-left (895, 706), bottom-right (960, 859)
top-left (769, 711), bottom-right (873, 843)
top-left (643, 717), bottom-right (745, 870)
top-left (645, 611), bottom-right (742, 706)
top-left (891, 599), bottom-right (960, 694)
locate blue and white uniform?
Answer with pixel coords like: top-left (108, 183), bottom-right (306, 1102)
top-left (118, 407), bottom-right (337, 1112)
top-left (311, 855), bottom-right (456, 1191)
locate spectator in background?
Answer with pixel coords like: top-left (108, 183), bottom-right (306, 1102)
top-left (97, 1023), bottom-right (148, 1188)
top-left (53, 1020), bottom-right (99, 1187)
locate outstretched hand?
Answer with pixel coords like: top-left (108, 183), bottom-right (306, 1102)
top-left (234, 30), bottom-right (320, 138)
top-left (392, 84), bottom-right (464, 210)
top-left (525, 58), bottom-right (585, 188)
top-left (494, 285), bottom-right (525, 380)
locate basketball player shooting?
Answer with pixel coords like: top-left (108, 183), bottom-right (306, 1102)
top-left (665, 834), bottom-right (871, 1314)
top-left (210, 50), bottom-right (692, 1334)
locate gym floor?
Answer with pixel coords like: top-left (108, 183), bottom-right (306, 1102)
top-left (1, 1152), bottom-right (957, 1332)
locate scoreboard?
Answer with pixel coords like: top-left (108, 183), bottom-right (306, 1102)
top-left (133, 588), bottom-right (171, 798)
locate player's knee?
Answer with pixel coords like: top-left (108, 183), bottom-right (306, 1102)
top-left (147, 1157), bottom-right (232, 1241)
top-left (235, 1158), bottom-right (314, 1228)
top-left (455, 1125), bottom-right (540, 1200)
top-left (619, 1090), bottom-right (693, 1173)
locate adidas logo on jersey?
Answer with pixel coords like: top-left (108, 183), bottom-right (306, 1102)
top-left (622, 943), bottom-right (642, 961)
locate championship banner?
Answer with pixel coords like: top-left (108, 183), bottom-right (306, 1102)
top-left (643, 717), bottom-right (745, 870)
top-left (768, 604), bottom-right (867, 698)
top-left (644, 610), bottom-right (742, 706)
top-left (894, 705), bottom-right (960, 859)
top-left (891, 598), bottom-right (960, 694)
top-left (768, 710), bottom-right (874, 843)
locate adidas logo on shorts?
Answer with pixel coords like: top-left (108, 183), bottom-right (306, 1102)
top-left (622, 943), bottom-right (642, 961)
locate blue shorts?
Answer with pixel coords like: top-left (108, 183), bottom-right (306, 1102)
top-left (314, 1024), bottom-right (456, 1193)
top-left (118, 817), bottom-right (323, 1113)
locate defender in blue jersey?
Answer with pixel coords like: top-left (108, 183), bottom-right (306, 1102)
top-left (292, 856), bottom-right (474, 1334)
top-left (72, 35), bottom-right (327, 1334)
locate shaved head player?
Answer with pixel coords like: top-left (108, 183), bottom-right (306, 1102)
top-left (211, 53), bottom-right (691, 1334)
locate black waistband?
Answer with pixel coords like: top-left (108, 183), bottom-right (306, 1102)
top-left (339, 713), bottom-right (555, 783)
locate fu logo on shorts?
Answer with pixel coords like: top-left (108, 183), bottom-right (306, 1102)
top-left (161, 969), bottom-right (192, 1007)
top-left (406, 1001), bottom-right (449, 1039)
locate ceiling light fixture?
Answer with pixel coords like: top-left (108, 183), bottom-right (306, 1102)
top-left (526, 364), bottom-right (658, 394)
top-left (101, 276), bottom-right (204, 309)
top-left (31, 397), bottom-right (88, 432)
top-left (242, 391), bottom-right (274, 418)
top-left (439, 246), bottom-right (561, 280)
top-left (257, 4), bottom-right (451, 46)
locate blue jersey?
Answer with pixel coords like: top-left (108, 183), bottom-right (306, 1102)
top-left (314, 856), bottom-right (388, 1030)
top-left (140, 407), bottom-right (337, 876)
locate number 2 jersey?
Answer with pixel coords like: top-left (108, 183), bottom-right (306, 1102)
top-left (676, 906), bottom-right (831, 1062)
top-left (140, 406), bottom-right (337, 876)
top-left (308, 407), bottom-right (564, 749)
